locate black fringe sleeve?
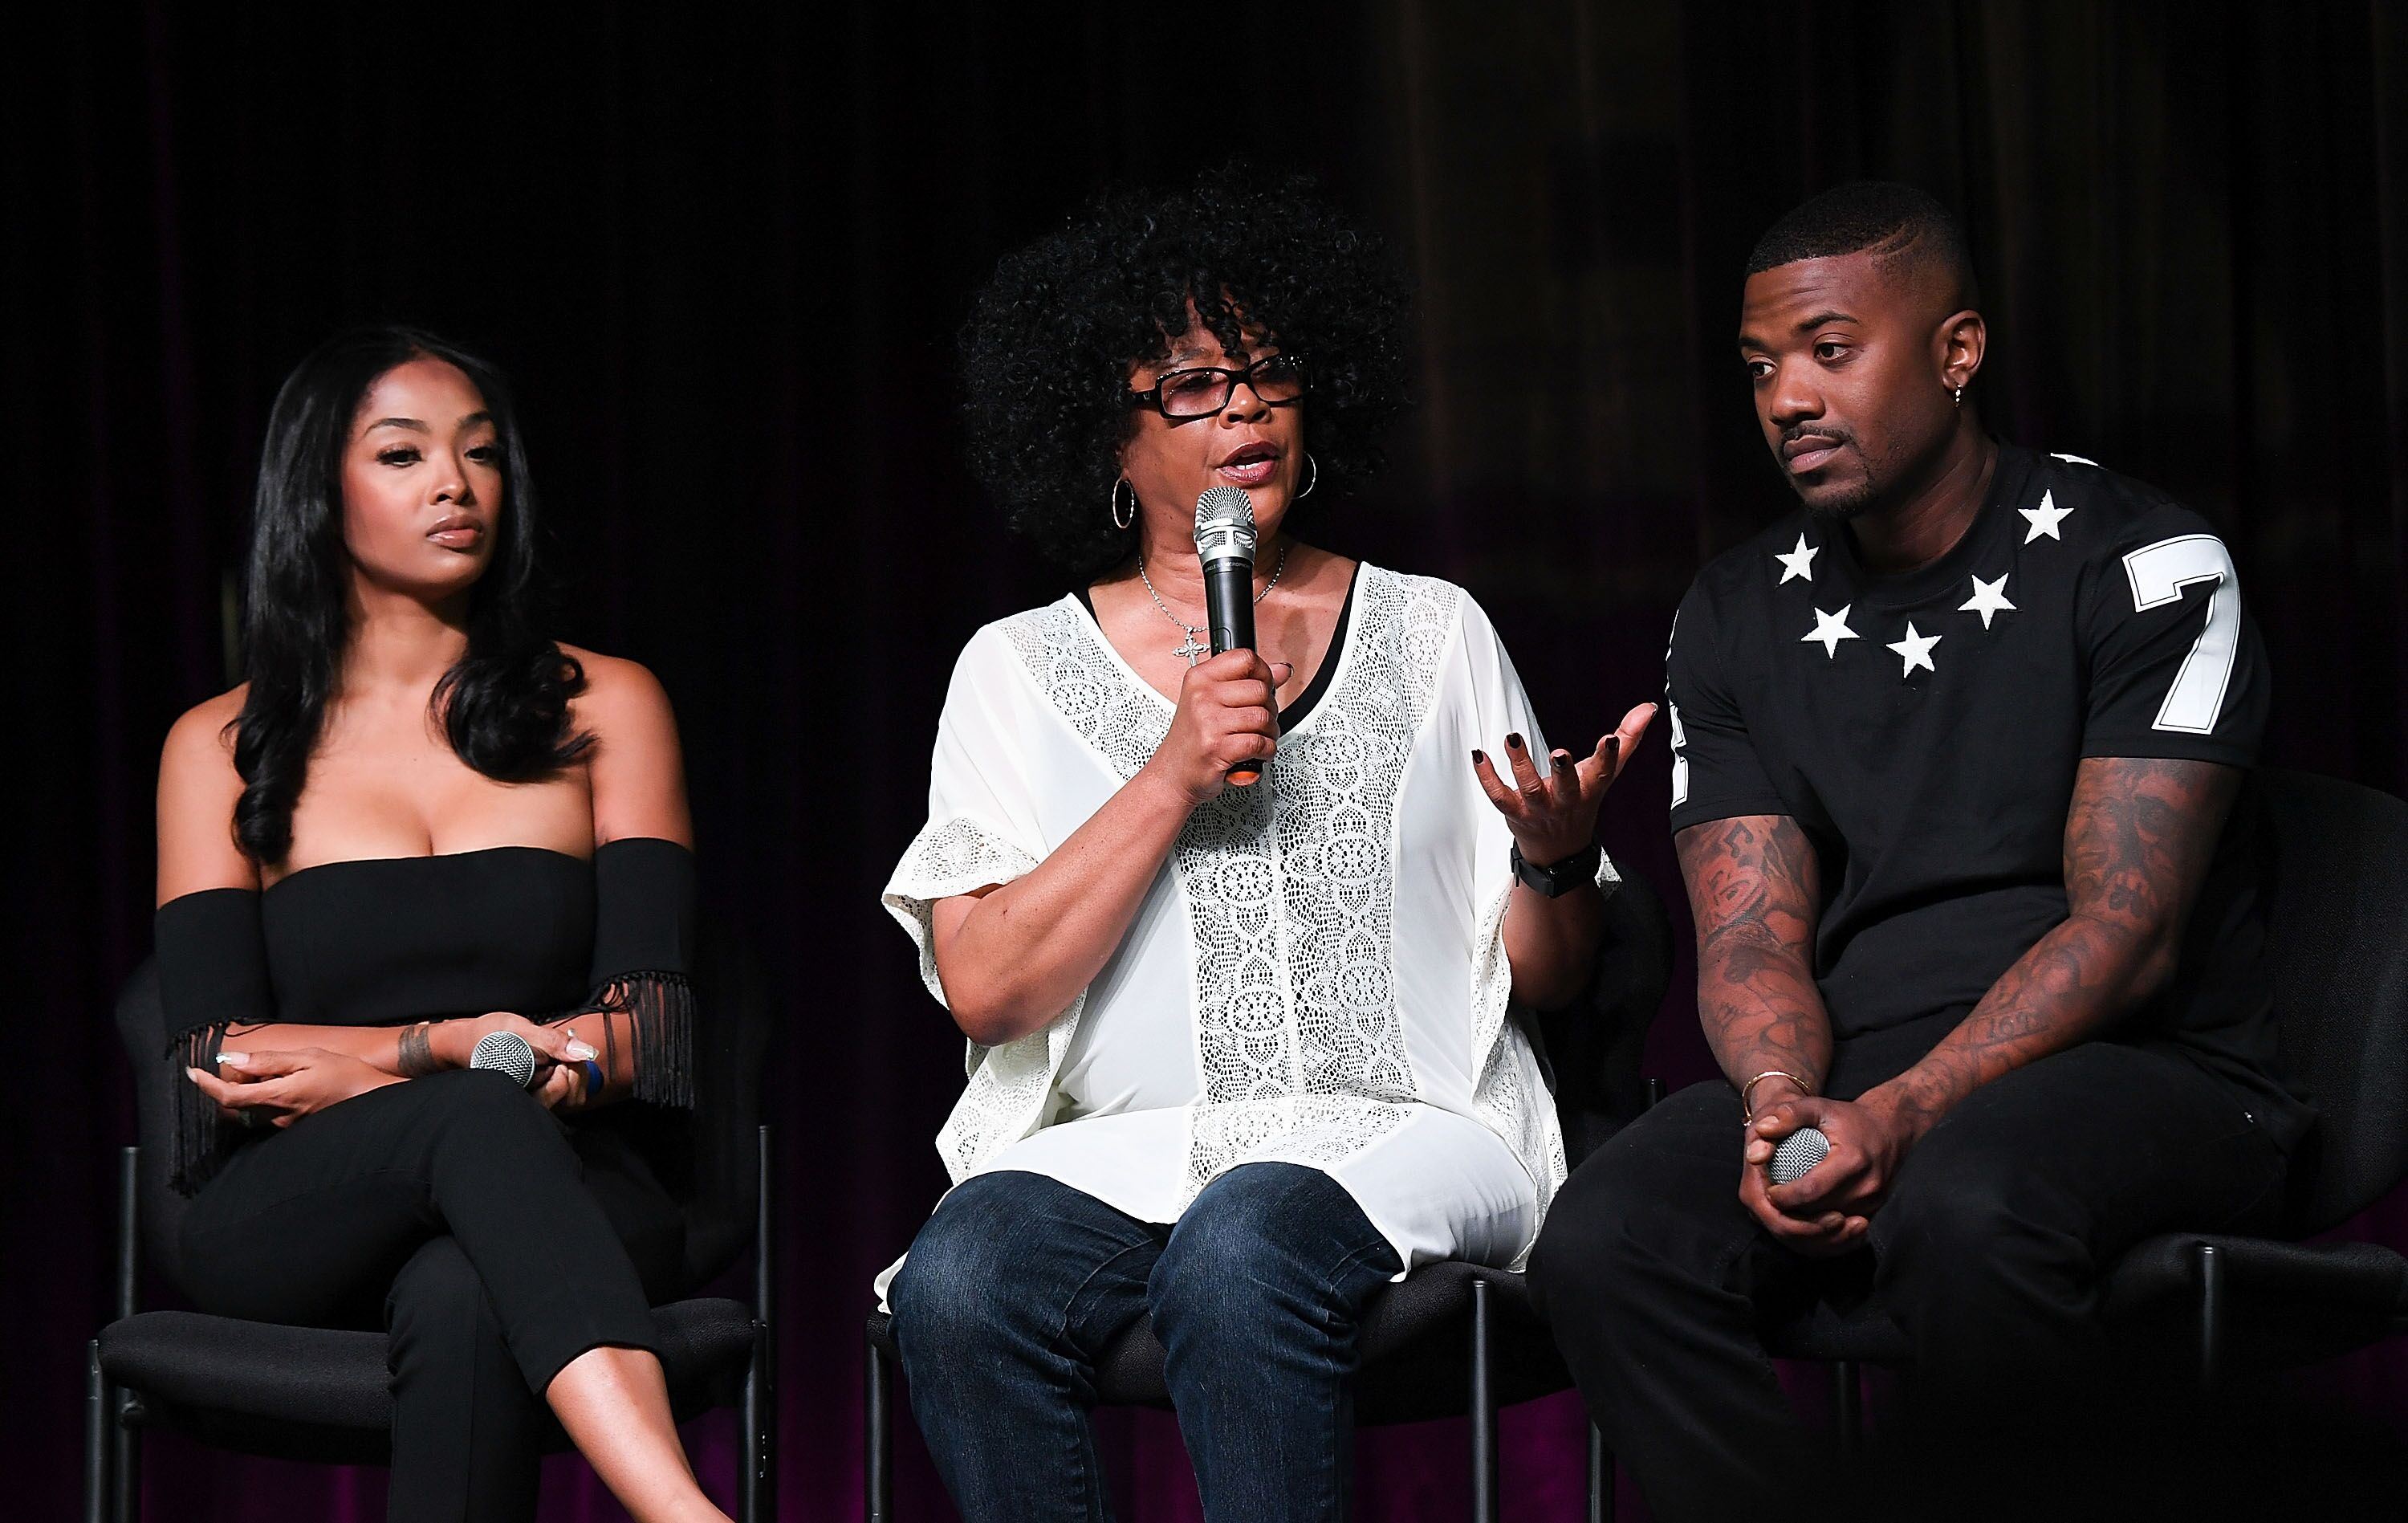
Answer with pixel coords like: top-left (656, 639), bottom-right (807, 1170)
top-left (155, 889), bottom-right (274, 1194)
top-left (579, 837), bottom-right (699, 1108)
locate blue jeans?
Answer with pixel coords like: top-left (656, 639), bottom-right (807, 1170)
top-left (888, 1163), bottom-right (1404, 1522)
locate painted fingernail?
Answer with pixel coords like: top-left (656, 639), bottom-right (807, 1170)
top-left (1470, 750), bottom-right (1486, 765)
top-left (185, 1068), bottom-right (209, 1083)
top-left (1506, 734), bottom-right (1525, 750)
top-left (217, 1052), bottom-right (250, 1067)
top-left (567, 1040), bottom-right (599, 1061)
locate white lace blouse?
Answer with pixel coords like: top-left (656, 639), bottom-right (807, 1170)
top-left (881, 564), bottom-right (1615, 1286)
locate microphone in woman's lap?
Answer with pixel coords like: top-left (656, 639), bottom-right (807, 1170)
top-left (469, 1029), bottom-right (540, 1088)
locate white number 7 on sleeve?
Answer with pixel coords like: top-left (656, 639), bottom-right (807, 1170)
top-left (2121, 534), bottom-right (2241, 735)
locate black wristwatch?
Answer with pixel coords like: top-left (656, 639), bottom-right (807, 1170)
top-left (1511, 841), bottom-right (1602, 898)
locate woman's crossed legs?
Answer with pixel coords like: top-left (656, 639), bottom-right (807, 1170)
top-left (178, 1069), bottom-right (723, 1523)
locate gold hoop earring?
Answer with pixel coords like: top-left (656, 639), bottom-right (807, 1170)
top-left (1296, 453), bottom-right (1318, 499)
top-left (1111, 478), bottom-right (1137, 531)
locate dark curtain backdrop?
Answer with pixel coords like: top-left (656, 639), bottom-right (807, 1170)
top-left (12, 2), bottom-right (2408, 1517)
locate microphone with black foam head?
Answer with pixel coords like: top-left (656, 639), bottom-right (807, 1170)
top-left (1193, 485), bottom-right (1266, 785)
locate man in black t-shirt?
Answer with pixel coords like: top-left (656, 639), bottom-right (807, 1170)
top-left (1529, 184), bottom-right (2310, 1517)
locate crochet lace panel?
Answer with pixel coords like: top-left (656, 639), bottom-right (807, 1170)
top-left (986, 570), bottom-right (1556, 1209)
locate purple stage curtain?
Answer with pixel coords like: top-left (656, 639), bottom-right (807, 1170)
top-left (9, 2), bottom-right (2408, 1517)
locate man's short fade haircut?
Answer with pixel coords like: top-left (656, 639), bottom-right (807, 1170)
top-left (1746, 181), bottom-right (1979, 305)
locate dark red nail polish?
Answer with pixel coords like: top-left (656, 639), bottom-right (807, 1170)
top-left (1470, 750), bottom-right (1486, 765)
top-left (1506, 733), bottom-right (1525, 750)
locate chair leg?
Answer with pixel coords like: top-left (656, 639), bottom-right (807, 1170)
top-left (1586, 1419), bottom-right (1613, 1523)
top-left (116, 1148), bottom-right (140, 1323)
top-left (1469, 1277), bottom-right (1497, 1523)
top-left (2196, 1240), bottom-right (2225, 1391)
top-left (1833, 1360), bottom-right (1862, 1456)
top-left (83, 1342), bottom-right (107, 1523)
top-left (866, 1329), bottom-right (894, 1523)
top-left (108, 1144), bottom-right (140, 1523)
top-left (108, 1401), bottom-right (137, 1523)
top-left (742, 1124), bottom-right (776, 1523)
top-left (740, 1330), bottom-right (769, 1523)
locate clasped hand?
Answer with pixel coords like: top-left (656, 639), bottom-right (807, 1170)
top-left (185, 1012), bottom-right (596, 1128)
top-left (1472, 703), bottom-right (1658, 866)
top-left (185, 1047), bottom-right (401, 1128)
top-left (1739, 1091), bottom-right (1921, 1257)
top-left (1148, 651), bottom-right (1295, 804)
top-left (436, 1012), bottom-right (598, 1113)
top-left (434, 1012), bottom-right (595, 1074)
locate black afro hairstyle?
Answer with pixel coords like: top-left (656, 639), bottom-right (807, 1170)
top-left (959, 164), bottom-right (1411, 580)
top-left (1747, 181), bottom-right (1979, 306)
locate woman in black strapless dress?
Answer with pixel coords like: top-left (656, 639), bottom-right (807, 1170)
top-left (153, 327), bottom-right (730, 1523)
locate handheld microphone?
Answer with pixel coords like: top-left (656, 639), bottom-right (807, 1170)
top-left (1767, 1126), bottom-right (1831, 1187)
top-left (469, 1029), bottom-right (540, 1089)
top-left (1194, 486), bottom-right (1264, 784)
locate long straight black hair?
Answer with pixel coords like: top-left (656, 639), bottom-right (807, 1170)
top-left (230, 325), bottom-right (590, 864)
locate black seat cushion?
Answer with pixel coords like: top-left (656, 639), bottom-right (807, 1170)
top-left (100, 1297), bottom-right (757, 1464)
top-left (2103, 1232), bottom-right (2408, 1370)
top-left (868, 1263), bottom-right (1571, 1427)
top-left (1751, 1231), bottom-right (2408, 1375)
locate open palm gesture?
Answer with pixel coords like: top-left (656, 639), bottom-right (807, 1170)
top-left (1474, 702), bottom-right (1658, 865)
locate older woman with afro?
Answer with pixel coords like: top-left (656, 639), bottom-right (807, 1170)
top-left (877, 166), bottom-right (1657, 1521)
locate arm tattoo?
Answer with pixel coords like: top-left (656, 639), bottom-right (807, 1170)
top-left (1878, 757), bottom-right (2239, 1130)
top-left (1676, 814), bottom-right (1833, 1094)
top-left (396, 1023), bottom-right (439, 1077)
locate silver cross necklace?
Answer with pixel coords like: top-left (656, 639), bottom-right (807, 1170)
top-left (1137, 544), bottom-right (1290, 666)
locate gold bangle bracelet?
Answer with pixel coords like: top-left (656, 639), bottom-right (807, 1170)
top-left (1740, 1069), bottom-right (1815, 1121)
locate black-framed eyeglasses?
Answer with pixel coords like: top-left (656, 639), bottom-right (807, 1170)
top-left (1127, 353), bottom-right (1308, 421)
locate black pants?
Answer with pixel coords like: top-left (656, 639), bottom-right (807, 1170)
top-left (177, 1069), bottom-right (685, 1522)
top-left (1528, 1023), bottom-right (2288, 1521)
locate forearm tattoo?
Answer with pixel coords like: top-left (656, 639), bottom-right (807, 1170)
top-left (1882, 756), bottom-right (2239, 1130)
top-left (396, 1022), bottom-right (440, 1077)
top-left (1675, 814), bottom-right (1833, 1093)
